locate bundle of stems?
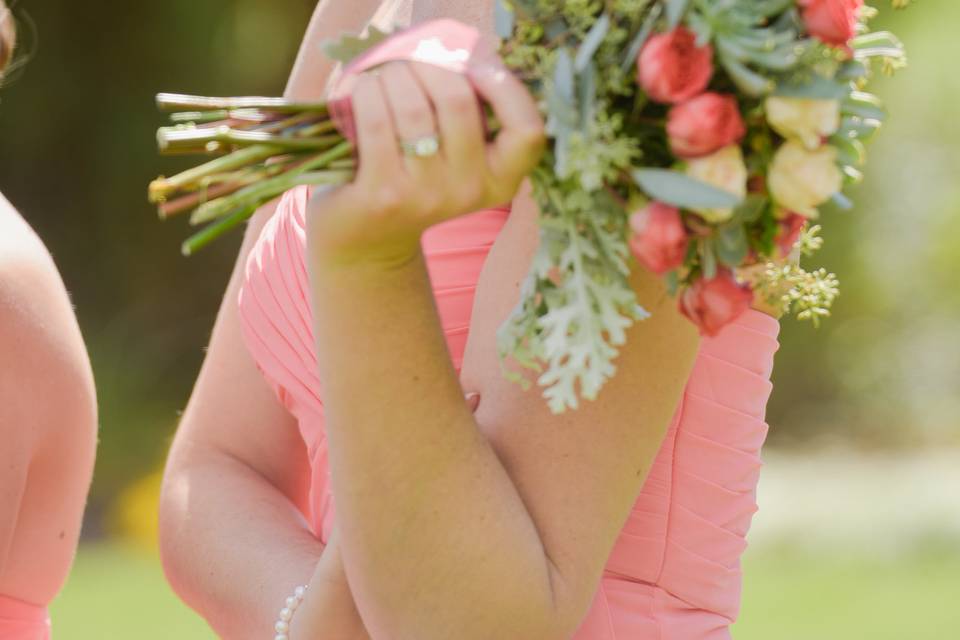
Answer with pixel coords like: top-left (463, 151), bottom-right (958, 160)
top-left (150, 92), bottom-right (499, 256)
top-left (149, 93), bottom-right (357, 256)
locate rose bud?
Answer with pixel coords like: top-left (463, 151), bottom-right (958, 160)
top-left (685, 145), bottom-right (748, 224)
top-left (667, 92), bottom-right (747, 159)
top-left (775, 212), bottom-right (808, 258)
top-left (798, 0), bottom-right (863, 48)
top-left (629, 202), bottom-right (689, 275)
top-left (638, 27), bottom-right (714, 104)
top-left (765, 96), bottom-right (841, 150)
top-left (768, 140), bottom-right (843, 218)
top-left (678, 269), bottom-right (755, 337)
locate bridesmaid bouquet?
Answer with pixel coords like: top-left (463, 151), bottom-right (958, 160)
top-left (149, 0), bottom-right (910, 413)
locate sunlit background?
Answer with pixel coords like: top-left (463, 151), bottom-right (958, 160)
top-left (0, 1), bottom-right (956, 638)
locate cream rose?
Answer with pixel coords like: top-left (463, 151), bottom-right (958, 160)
top-left (768, 140), bottom-right (843, 217)
top-left (685, 145), bottom-right (748, 223)
top-left (765, 96), bottom-right (841, 150)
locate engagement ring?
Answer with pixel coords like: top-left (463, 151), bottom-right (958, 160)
top-left (399, 134), bottom-right (441, 158)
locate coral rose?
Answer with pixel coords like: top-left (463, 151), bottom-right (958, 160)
top-left (629, 202), bottom-right (689, 275)
top-left (678, 269), bottom-right (755, 337)
top-left (668, 92), bottom-right (746, 158)
top-left (799, 0), bottom-right (863, 48)
top-left (638, 27), bottom-right (714, 104)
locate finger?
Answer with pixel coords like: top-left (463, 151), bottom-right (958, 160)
top-left (466, 64), bottom-right (546, 191)
top-left (378, 61), bottom-right (445, 181)
top-left (409, 62), bottom-right (486, 181)
top-left (352, 70), bottom-right (404, 186)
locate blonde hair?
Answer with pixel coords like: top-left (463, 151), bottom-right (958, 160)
top-left (0, 0), bottom-right (15, 77)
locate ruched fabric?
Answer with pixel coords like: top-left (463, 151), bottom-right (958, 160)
top-left (0, 595), bottom-right (50, 640)
top-left (238, 184), bottom-right (780, 639)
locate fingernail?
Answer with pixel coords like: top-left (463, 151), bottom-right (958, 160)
top-left (469, 64), bottom-right (507, 82)
top-left (464, 392), bottom-right (481, 412)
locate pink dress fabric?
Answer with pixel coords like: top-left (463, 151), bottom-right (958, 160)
top-left (238, 184), bottom-right (781, 639)
top-left (0, 595), bottom-right (50, 640)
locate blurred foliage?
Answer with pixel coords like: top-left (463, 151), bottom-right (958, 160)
top-left (766, 2), bottom-right (960, 451)
top-left (0, 0), bottom-right (956, 540)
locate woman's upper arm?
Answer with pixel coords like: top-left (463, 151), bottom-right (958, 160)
top-left (0, 200), bottom-right (97, 582)
top-left (166, 0), bottom-right (383, 506)
top-left (459, 182), bottom-right (701, 630)
top-left (284, 0), bottom-right (384, 100)
top-left (164, 201), bottom-right (309, 508)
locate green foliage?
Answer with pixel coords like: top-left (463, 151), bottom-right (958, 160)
top-left (319, 25), bottom-right (393, 65)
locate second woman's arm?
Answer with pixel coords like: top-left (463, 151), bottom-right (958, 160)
top-left (157, 2), bottom-right (381, 637)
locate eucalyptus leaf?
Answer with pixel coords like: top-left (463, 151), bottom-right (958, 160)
top-left (575, 13), bottom-right (610, 72)
top-left (715, 224), bottom-right (749, 267)
top-left (774, 74), bottom-right (848, 100)
top-left (665, 0), bottom-right (691, 30)
top-left (732, 194), bottom-right (767, 224)
top-left (831, 191), bottom-right (854, 210)
top-left (843, 92), bottom-right (886, 121)
top-left (620, 4), bottom-right (661, 72)
top-left (701, 240), bottom-right (718, 279)
top-left (578, 61), bottom-right (596, 131)
top-left (719, 54), bottom-right (775, 97)
top-left (632, 169), bottom-right (744, 210)
top-left (554, 48), bottom-right (575, 102)
top-left (753, 0), bottom-right (795, 18)
top-left (830, 136), bottom-right (867, 167)
top-left (494, 0), bottom-right (515, 39)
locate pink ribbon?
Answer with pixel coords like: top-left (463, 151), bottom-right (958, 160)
top-left (326, 18), bottom-right (504, 147)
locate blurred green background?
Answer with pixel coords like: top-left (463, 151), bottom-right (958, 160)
top-left (0, 1), bottom-right (957, 638)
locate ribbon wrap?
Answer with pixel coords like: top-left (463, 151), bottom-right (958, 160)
top-left (326, 18), bottom-right (504, 148)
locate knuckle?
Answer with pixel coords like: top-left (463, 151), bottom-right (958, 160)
top-left (401, 102), bottom-right (433, 126)
top-left (523, 121), bottom-right (547, 148)
top-left (374, 184), bottom-right (406, 213)
top-left (457, 180), bottom-right (486, 209)
top-left (420, 191), bottom-right (446, 217)
top-left (444, 88), bottom-right (478, 115)
top-left (366, 115), bottom-right (392, 136)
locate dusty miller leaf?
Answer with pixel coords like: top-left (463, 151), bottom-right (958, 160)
top-left (320, 25), bottom-right (393, 65)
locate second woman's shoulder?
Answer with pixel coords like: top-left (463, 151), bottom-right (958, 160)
top-left (0, 192), bottom-right (96, 443)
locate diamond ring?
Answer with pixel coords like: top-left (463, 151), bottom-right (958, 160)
top-left (399, 134), bottom-right (441, 158)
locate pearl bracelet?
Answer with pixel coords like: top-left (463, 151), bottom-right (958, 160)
top-left (273, 584), bottom-right (309, 640)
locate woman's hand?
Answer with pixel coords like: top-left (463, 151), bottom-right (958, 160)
top-left (304, 59), bottom-right (546, 270)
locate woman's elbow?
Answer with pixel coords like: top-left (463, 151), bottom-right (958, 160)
top-left (156, 454), bottom-right (197, 602)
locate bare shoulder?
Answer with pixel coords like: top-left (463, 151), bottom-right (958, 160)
top-left (0, 193), bottom-right (96, 448)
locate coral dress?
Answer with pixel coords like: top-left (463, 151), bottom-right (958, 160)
top-left (238, 185), bottom-right (780, 639)
top-left (0, 595), bottom-right (50, 640)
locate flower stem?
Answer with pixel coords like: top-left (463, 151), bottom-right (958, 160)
top-left (190, 140), bottom-right (354, 224)
top-left (156, 93), bottom-right (329, 114)
top-left (181, 203), bottom-right (260, 256)
top-left (149, 144), bottom-right (282, 203)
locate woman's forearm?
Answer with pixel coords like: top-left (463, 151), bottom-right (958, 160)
top-left (306, 249), bottom-right (558, 640)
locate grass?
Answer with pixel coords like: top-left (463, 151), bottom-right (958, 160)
top-left (50, 543), bottom-right (960, 639)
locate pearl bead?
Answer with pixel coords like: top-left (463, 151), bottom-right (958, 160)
top-left (274, 635), bottom-right (288, 640)
top-left (279, 607), bottom-right (292, 621)
top-left (285, 596), bottom-right (296, 608)
top-left (275, 621), bottom-right (289, 633)
top-left (294, 586), bottom-right (306, 598)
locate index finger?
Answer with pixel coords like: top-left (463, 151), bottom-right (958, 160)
top-left (466, 63), bottom-right (546, 186)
